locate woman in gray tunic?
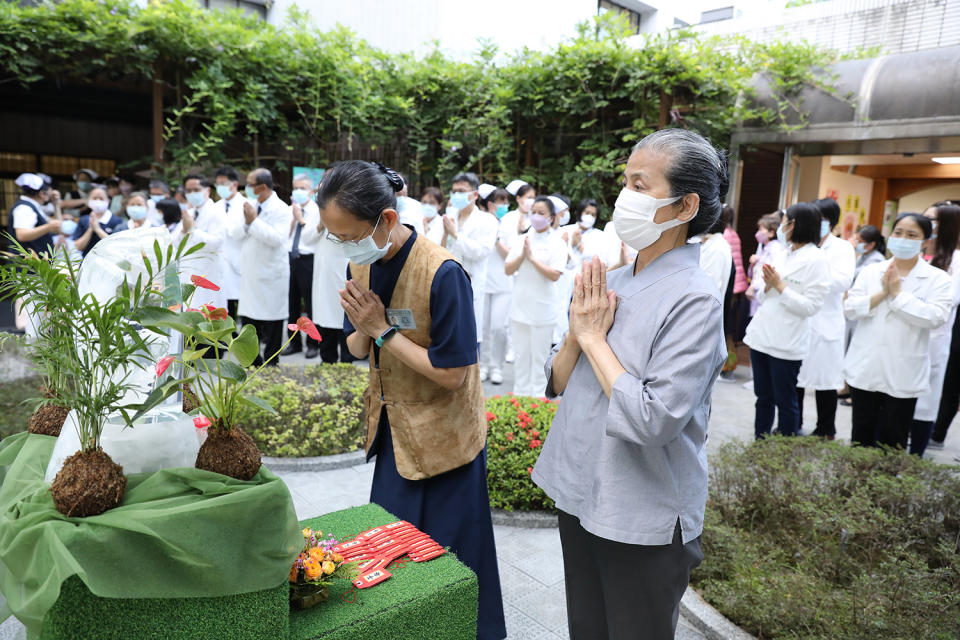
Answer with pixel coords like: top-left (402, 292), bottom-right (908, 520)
top-left (532, 129), bottom-right (728, 640)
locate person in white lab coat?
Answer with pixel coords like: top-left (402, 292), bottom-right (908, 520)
top-left (499, 182), bottom-right (536, 364)
top-left (744, 202), bottom-right (830, 438)
top-left (123, 193), bottom-right (155, 230)
top-left (228, 168), bottom-right (292, 366)
top-left (173, 173), bottom-right (226, 309)
top-left (909, 203), bottom-right (960, 454)
top-left (213, 166), bottom-right (247, 321)
top-left (480, 187), bottom-right (512, 384)
top-left (442, 172), bottom-right (499, 350)
top-left (698, 215), bottom-right (734, 297)
top-left (549, 195), bottom-right (576, 344)
top-left (282, 173), bottom-right (322, 358)
top-left (420, 186), bottom-right (445, 245)
top-left (567, 199), bottom-right (620, 269)
top-left (796, 198), bottom-right (856, 439)
top-left (505, 196), bottom-right (568, 397)
top-left (844, 213), bottom-right (953, 449)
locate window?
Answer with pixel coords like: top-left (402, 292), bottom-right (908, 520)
top-left (598, 0), bottom-right (642, 34)
top-left (199, 0), bottom-right (267, 20)
top-left (700, 6), bottom-right (735, 24)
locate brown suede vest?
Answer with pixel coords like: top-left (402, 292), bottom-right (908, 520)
top-left (351, 234), bottom-right (486, 481)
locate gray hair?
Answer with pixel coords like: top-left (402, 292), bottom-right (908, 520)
top-left (148, 179), bottom-right (170, 194)
top-left (292, 173), bottom-right (314, 188)
top-left (632, 129), bottom-right (729, 238)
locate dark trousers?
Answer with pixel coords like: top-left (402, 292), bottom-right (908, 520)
top-left (286, 254), bottom-right (319, 351)
top-left (796, 388), bottom-right (838, 437)
top-left (318, 327), bottom-right (356, 364)
top-left (910, 420), bottom-right (934, 456)
top-left (239, 316), bottom-right (283, 367)
top-left (558, 511), bottom-right (702, 640)
top-left (227, 299), bottom-right (239, 322)
top-left (932, 348), bottom-right (960, 443)
top-left (849, 387), bottom-right (918, 448)
top-left (750, 349), bottom-right (802, 438)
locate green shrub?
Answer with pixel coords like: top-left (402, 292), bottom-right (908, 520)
top-left (485, 395), bottom-right (558, 512)
top-left (0, 376), bottom-right (43, 440)
top-left (236, 364), bottom-right (367, 458)
top-left (693, 437), bottom-right (960, 640)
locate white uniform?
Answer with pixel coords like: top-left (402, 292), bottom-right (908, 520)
top-left (446, 206), bottom-right (498, 343)
top-left (300, 202), bottom-right (349, 330)
top-left (397, 197), bottom-right (425, 236)
top-left (797, 234), bottom-right (856, 390)
top-left (214, 192), bottom-right (247, 302)
top-left (481, 214), bottom-right (514, 373)
top-left (508, 228), bottom-right (568, 397)
top-left (229, 192), bottom-right (292, 321)
top-left (914, 250), bottom-right (960, 420)
top-left (699, 232), bottom-right (733, 297)
top-left (570, 225), bottom-right (620, 268)
top-left (744, 244), bottom-right (830, 361)
top-left (843, 258), bottom-right (953, 398)
top-left (424, 215), bottom-right (444, 245)
top-left (603, 220), bottom-right (638, 265)
top-left (172, 197), bottom-right (226, 309)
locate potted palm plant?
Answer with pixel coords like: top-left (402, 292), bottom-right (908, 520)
top-left (133, 288), bottom-right (322, 481)
top-left (0, 235), bottom-right (201, 516)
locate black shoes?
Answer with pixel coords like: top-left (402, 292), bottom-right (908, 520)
top-left (281, 344), bottom-right (302, 357)
top-left (305, 346), bottom-right (319, 359)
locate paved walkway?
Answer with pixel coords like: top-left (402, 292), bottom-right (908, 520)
top-left (4, 358), bottom-right (960, 640)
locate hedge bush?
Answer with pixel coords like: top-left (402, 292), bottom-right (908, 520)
top-left (0, 376), bottom-right (43, 440)
top-left (236, 364), bottom-right (367, 458)
top-left (693, 437), bottom-right (960, 640)
top-left (485, 395), bottom-right (558, 512)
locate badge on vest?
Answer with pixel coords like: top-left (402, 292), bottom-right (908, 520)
top-left (385, 308), bottom-right (417, 330)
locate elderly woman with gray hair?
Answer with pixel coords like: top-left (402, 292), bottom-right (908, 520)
top-left (532, 129), bottom-right (728, 640)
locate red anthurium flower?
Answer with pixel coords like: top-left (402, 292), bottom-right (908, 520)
top-left (287, 323), bottom-right (300, 333)
top-left (186, 307), bottom-right (201, 313)
top-left (193, 415), bottom-right (211, 429)
top-left (156, 355), bottom-right (175, 377)
top-left (207, 307), bottom-right (228, 321)
top-left (296, 317), bottom-right (323, 342)
top-left (190, 275), bottom-right (220, 291)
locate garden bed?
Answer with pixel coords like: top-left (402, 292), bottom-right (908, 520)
top-left (0, 375), bottom-right (43, 440)
top-left (692, 437), bottom-right (960, 640)
top-left (237, 364), bottom-right (367, 458)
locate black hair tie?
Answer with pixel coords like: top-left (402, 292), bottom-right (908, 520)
top-left (373, 161), bottom-right (404, 193)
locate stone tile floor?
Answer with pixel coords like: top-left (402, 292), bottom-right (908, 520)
top-left (4, 359), bottom-right (960, 639)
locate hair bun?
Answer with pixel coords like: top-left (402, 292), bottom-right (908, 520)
top-left (373, 162), bottom-right (404, 193)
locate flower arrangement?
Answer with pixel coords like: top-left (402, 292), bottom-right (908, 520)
top-left (484, 394), bottom-right (558, 513)
top-left (288, 527), bottom-right (357, 609)
top-left (131, 277), bottom-right (323, 480)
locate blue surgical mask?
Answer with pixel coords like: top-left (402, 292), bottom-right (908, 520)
top-left (495, 204), bottom-right (509, 219)
top-left (855, 242), bottom-right (866, 255)
top-left (216, 184), bottom-right (232, 200)
top-left (776, 224), bottom-right (788, 245)
top-left (150, 194), bottom-right (164, 203)
top-left (60, 219), bottom-right (77, 236)
top-left (76, 181), bottom-right (91, 192)
top-left (186, 191), bottom-right (206, 208)
top-left (127, 205), bottom-right (147, 221)
top-left (821, 220), bottom-right (831, 238)
top-left (245, 185), bottom-right (257, 200)
top-left (338, 215), bottom-right (393, 265)
top-left (422, 204), bottom-right (438, 220)
top-left (291, 189), bottom-right (311, 205)
top-left (450, 192), bottom-right (471, 210)
top-left (887, 237), bottom-right (923, 260)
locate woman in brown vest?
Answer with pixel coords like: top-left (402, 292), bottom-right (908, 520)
top-left (316, 160), bottom-right (506, 640)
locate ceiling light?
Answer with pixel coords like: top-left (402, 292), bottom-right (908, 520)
top-left (932, 157), bottom-right (960, 164)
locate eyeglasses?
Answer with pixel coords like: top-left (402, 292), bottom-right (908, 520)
top-left (324, 214), bottom-right (382, 247)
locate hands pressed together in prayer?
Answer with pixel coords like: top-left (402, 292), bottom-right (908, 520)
top-left (339, 280), bottom-right (390, 339)
top-left (569, 256), bottom-right (618, 348)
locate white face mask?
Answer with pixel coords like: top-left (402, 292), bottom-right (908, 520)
top-left (558, 209), bottom-right (570, 226)
top-left (612, 188), bottom-right (688, 251)
top-left (519, 197), bottom-right (535, 213)
top-left (580, 214), bottom-right (596, 229)
top-left (338, 214), bottom-right (393, 265)
top-left (422, 204), bottom-right (439, 219)
top-left (89, 199), bottom-right (109, 214)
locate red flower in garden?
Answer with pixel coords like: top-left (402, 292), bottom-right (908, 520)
top-left (491, 395), bottom-right (500, 400)
top-left (190, 275), bottom-right (220, 291)
top-left (530, 403), bottom-right (539, 409)
top-left (527, 467), bottom-right (533, 474)
top-left (486, 411), bottom-right (497, 422)
top-left (529, 439), bottom-right (542, 449)
top-left (296, 316), bottom-right (323, 342)
top-left (530, 430), bottom-right (539, 438)
top-left (155, 355), bottom-right (175, 377)
top-left (506, 433), bottom-right (514, 442)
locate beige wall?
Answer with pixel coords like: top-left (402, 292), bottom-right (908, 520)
top-left (794, 156), bottom-right (824, 204)
top-left (898, 182), bottom-right (960, 213)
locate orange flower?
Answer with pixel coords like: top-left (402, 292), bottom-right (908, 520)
top-left (331, 552), bottom-right (344, 563)
top-left (322, 561), bottom-right (336, 575)
top-left (304, 557), bottom-right (322, 580)
top-left (308, 547), bottom-right (324, 561)
top-left (289, 565), bottom-right (300, 583)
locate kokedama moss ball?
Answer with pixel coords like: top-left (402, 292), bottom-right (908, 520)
top-left (50, 449), bottom-right (126, 517)
top-left (195, 425), bottom-right (262, 480)
top-left (28, 403), bottom-right (70, 436)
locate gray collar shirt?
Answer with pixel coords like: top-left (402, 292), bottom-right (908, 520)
top-left (532, 243), bottom-right (726, 546)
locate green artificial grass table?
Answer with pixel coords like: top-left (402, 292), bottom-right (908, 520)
top-left (292, 503), bottom-right (479, 640)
